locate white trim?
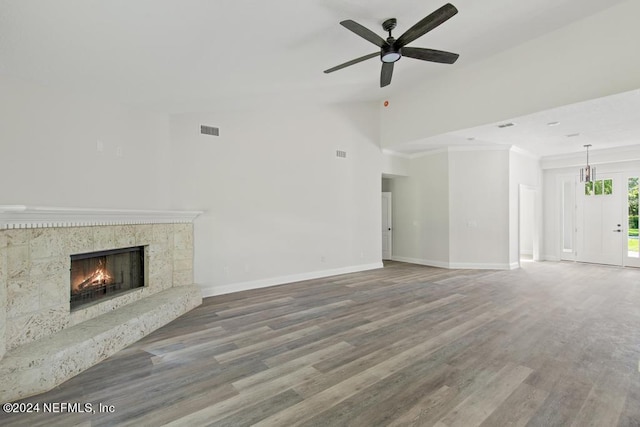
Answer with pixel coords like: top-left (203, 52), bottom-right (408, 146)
top-left (510, 146), bottom-right (541, 161)
top-left (391, 256), bottom-right (450, 269)
top-left (541, 144), bottom-right (640, 170)
top-left (391, 255), bottom-right (515, 270)
top-left (0, 205), bottom-right (203, 229)
top-left (381, 148), bottom-right (412, 159)
top-left (449, 261), bottom-right (517, 270)
top-left (543, 254), bottom-right (562, 261)
top-left (408, 145), bottom-right (512, 160)
top-left (446, 145), bottom-right (511, 153)
top-left (408, 147), bottom-right (450, 160)
top-left (200, 262), bottom-right (384, 297)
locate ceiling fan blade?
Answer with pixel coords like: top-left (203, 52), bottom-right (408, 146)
top-left (324, 52), bottom-right (379, 73)
top-left (395, 3), bottom-right (458, 48)
top-left (402, 47), bottom-right (459, 64)
top-left (340, 20), bottom-right (389, 48)
top-left (380, 62), bottom-right (394, 87)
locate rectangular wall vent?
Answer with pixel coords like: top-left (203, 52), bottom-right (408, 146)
top-left (200, 125), bottom-right (220, 136)
top-left (336, 150), bottom-right (347, 158)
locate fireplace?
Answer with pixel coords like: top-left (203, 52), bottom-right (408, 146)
top-left (70, 246), bottom-right (145, 310)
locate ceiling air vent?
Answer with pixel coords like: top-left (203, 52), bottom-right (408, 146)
top-left (200, 125), bottom-right (219, 136)
top-left (336, 150), bottom-right (347, 158)
top-left (497, 122), bottom-right (515, 129)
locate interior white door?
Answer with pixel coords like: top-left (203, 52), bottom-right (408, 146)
top-left (382, 192), bottom-right (392, 260)
top-left (576, 173), bottom-right (623, 266)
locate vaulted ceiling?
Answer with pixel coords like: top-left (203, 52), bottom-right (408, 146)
top-left (1, 0), bottom-right (637, 157)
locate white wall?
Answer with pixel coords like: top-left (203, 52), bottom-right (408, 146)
top-left (388, 151), bottom-right (450, 267)
top-left (0, 74), bottom-right (384, 298)
top-left (448, 149), bottom-right (510, 268)
top-left (380, 0), bottom-right (640, 148)
top-left (168, 103), bottom-right (383, 296)
top-left (0, 75), bottom-right (172, 209)
top-left (389, 147), bottom-right (520, 269)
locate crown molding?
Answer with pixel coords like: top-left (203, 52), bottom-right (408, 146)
top-left (509, 146), bottom-right (541, 161)
top-left (381, 149), bottom-right (412, 159)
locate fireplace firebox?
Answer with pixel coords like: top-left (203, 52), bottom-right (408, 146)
top-left (70, 246), bottom-right (145, 310)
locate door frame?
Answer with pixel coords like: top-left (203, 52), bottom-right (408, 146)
top-left (519, 184), bottom-right (540, 266)
top-left (382, 192), bottom-right (392, 260)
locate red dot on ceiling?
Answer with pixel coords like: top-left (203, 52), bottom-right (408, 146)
top-left (384, 100), bottom-right (389, 107)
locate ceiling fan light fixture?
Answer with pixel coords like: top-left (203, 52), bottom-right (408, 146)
top-left (381, 46), bottom-right (401, 63)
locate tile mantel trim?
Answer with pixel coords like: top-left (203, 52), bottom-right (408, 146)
top-left (0, 205), bottom-right (204, 229)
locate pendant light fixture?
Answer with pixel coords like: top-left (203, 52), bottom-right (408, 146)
top-left (580, 144), bottom-right (595, 183)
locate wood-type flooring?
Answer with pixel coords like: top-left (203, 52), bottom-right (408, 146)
top-left (1, 260), bottom-right (639, 426)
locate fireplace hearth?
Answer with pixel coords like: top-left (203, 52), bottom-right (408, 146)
top-left (70, 246), bottom-right (145, 310)
top-left (1, 205), bottom-right (204, 402)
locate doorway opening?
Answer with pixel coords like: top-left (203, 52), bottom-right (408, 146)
top-left (382, 177), bottom-right (393, 261)
top-left (382, 192), bottom-right (392, 260)
top-left (519, 185), bottom-right (539, 265)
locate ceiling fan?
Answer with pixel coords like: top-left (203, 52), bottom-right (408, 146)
top-left (324, 3), bottom-right (460, 87)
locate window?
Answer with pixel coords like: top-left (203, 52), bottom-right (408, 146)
top-left (629, 177), bottom-right (639, 257)
top-left (585, 179), bottom-right (613, 196)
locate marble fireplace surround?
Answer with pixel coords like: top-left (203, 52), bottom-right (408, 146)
top-left (0, 206), bottom-right (204, 401)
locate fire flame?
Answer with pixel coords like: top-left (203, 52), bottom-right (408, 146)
top-left (89, 267), bottom-right (112, 286)
top-left (72, 259), bottom-right (113, 293)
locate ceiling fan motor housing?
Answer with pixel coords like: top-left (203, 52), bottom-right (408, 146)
top-left (382, 18), bottom-right (397, 33)
top-left (381, 43), bottom-right (401, 63)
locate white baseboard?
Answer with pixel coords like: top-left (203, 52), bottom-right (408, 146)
top-left (199, 262), bottom-right (384, 297)
top-left (391, 256), bottom-right (514, 270)
top-left (390, 256), bottom-right (450, 269)
top-left (543, 254), bottom-right (562, 261)
top-left (449, 262), bottom-right (516, 270)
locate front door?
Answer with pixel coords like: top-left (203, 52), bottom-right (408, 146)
top-left (576, 173), bottom-right (623, 266)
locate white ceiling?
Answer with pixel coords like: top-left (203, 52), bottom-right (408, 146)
top-left (390, 88), bottom-right (640, 158)
top-left (1, 0), bottom-right (637, 157)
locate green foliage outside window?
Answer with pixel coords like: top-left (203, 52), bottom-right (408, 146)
top-left (594, 180), bottom-right (603, 195)
top-left (585, 181), bottom-right (593, 196)
top-left (629, 177), bottom-right (639, 216)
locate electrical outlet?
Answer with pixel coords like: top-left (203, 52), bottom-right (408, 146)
top-left (116, 146), bottom-right (124, 158)
top-left (97, 140), bottom-right (104, 152)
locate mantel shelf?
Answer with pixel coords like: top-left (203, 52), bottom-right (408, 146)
top-left (0, 205), bottom-right (204, 229)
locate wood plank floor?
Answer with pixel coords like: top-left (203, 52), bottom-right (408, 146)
top-left (2, 261), bottom-right (640, 426)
